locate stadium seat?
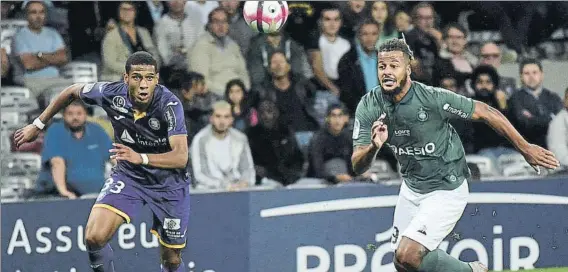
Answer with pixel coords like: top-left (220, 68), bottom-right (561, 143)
top-left (496, 153), bottom-right (529, 172)
top-left (1, 86), bottom-right (31, 99)
top-left (465, 155), bottom-right (498, 178)
top-left (61, 61), bottom-right (98, 84)
top-left (502, 163), bottom-right (541, 178)
top-left (368, 159), bottom-right (399, 181)
top-left (0, 176), bottom-right (33, 202)
top-left (0, 19), bottom-right (28, 55)
top-left (1, 111), bottom-right (21, 127)
top-left (2, 153), bottom-right (42, 177)
top-left (286, 178), bottom-right (328, 189)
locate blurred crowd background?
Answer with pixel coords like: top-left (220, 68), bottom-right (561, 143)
top-left (1, 0), bottom-right (568, 201)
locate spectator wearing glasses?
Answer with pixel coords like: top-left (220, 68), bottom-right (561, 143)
top-left (432, 23), bottom-right (477, 89)
top-left (478, 42), bottom-right (517, 96)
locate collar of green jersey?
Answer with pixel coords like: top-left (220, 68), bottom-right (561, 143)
top-left (380, 81), bottom-right (415, 106)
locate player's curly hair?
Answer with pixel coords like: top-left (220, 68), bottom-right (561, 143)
top-left (378, 38), bottom-right (415, 61)
top-left (125, 51), bottom-right (157, 73)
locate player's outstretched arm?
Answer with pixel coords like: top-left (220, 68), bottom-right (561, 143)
top-left (110, 135), bottom-right (189, 169)
top-left (471, 101), bottom-right (560, 171)
top-left (14, 84), bottom-right (84, 147)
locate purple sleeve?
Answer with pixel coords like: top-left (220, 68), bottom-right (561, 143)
top-left (163, 96), bottom-right (187, 137)
top-left (79, 82), bottom-right (110, 106)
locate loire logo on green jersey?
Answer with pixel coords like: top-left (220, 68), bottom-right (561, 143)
top-left (387, 143), bottom-right (436, 156)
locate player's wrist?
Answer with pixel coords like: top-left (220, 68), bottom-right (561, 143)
top-left (140, 153), bottom-right (149, 165)
top-left (32, 118), bottom-right (46, 130)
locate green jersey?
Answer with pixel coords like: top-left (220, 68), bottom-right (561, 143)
top-left (353, 82), bottom-right (476, 194)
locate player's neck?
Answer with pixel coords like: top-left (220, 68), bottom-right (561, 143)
top-left (392, 79), bottom-right (412, 103)
top-left (212, 129), bottom-right (229, 139)
top-left (273, 76), bottom-right (291, 90)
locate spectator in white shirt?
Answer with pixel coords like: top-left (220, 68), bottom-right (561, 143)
top-left (547, 88), bottom-right (568, 170)
top-left (154, 0), bottom-right (202, 75)
top-left (191, 101), bottom-right (256, 190)
top-left (185, 0), bottom-right (218, 28)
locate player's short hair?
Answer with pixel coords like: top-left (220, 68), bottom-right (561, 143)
top-left (442, 23), bottom-right (468, 39)
top-left (181, 71), bottom-right (205, 91)
top-left (212, 100), bottom-right (232, 113)
top-left (470, 65), bottom-right (500, 90)
top-left (125, 51), bottom-right (157, 73)
top-left (519, 58), bottom-right (543, 74)
top-left (378, 38), bottom-right (415, 61)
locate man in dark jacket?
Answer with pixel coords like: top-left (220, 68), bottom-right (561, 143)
top-left (509, 59), bottom-right (564, 149)
top-left (246, 100), bottom-right (304, 186)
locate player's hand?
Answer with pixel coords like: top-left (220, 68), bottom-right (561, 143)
top-left (371, 113), bottom-right (388, 148)
top-left (60, 190), bottom-right (77, 199)
top-left (110, 143), bottom-right (143, 164)
top-left (520, 144), bottom-right (560, 174)
top-left (13, 124), bottom-right (41, 148)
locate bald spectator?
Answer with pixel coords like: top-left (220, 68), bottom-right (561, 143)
top-left (12, 1), bottom-right (70, 106)
top-left (547, 88), bottom-right (568, 170)
top-left (190, 8), bottom-right (250, 96)
top-left (219, 0), bottom-right (255, 56)
top-left (509, 59), bottom-right (563, 148)
top-left (478, 42), bottom-right (517, 95)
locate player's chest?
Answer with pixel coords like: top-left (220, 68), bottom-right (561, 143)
top-left (382, 104), bottom-right (441, 144)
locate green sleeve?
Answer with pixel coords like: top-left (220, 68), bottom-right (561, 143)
top-left (352, 97), bottom-right (378, 147)
top-left (434, 87), bottom-right (475, 121)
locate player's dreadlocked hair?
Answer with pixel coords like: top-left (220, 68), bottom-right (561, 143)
top-left (125, 51), bottom-right (158, 73)
top-left (377, 36), bottom-right (415, 62)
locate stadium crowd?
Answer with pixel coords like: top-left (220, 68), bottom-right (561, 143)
top-left (1, 1), bottom-right (568, 200)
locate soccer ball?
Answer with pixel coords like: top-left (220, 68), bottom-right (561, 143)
top-left (243, 1), bottom-right (289, 34)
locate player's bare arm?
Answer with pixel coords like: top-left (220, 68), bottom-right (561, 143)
top-left (352, 114), bottom-right (388, 175)
top-left (14, 83), bottom-right (85, 147)
top-left (471, 100), bottom-right (560, 170)
top-left (110, 135), bottom-right (189, 169)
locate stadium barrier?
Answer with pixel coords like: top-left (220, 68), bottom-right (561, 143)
top-left (2, 177), bottom-right (568, 272)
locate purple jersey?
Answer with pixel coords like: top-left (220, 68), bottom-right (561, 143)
top-left (80, 81), bottom-right (190, 191)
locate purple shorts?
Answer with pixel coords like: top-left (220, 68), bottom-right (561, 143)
top-left (93, 172), bottom-right (190, 249)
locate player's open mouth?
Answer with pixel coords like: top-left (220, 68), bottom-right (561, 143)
top-left (138, 92), bottom-right (149, 100)
top-left (382, 78), bottom-right (396, 87)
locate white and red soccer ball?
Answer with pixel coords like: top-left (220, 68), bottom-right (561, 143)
top-left (243, 1), bottom-right (289, 34)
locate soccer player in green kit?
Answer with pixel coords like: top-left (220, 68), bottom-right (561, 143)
top-left (351, 38), bottom-right (560, 272)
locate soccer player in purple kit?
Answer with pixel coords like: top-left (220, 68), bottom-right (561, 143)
top-left (15, 51), bottom-right (190, 272)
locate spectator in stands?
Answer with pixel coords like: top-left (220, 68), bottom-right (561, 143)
top-left (219, 0), bottom-right (256, 56)
top-left (255, 51), bottom-right (320, 150)
top-left (191, 101), bottom-right (255, 190)
top-left (246, 100), bottom-right (304, 186)
top-left (101, 1), bottom-right (160, 81)
top-left (12, 1), bottom-right (70, 105)
top-left (135, 0), bottom-right (167, 34)
top-left (225, 79), bottom-right (257, 132)
top-left (547, 88), bottom-right (568, 170)
top-left (306, 5), bottom-right (350, 97)
top-left (339, 1), bottom-right (368, 39)
top-left (433, 23), bottom-right (477, 89)
top-left (470, 65), bottom-right (516, 159)
top-left (404, 2), bottom-right (442, 85)
top-left (190, 8), bottom-right (250, 96)
top-left (185, 0), bottom-right (218, 28)
top-left (154, 0), bottom-right (202, 82)
top-left (478, 42), bottom-right (517, 95)
top-left (284, 2), bottom-right (324, 48)
top-left (36, 100), bottom-right (113, 199)
top-left (394, 10), bottom-right (411, 33)
top-left (248, 29), bottom-right (309, 87)
top-left (441, 73), bottom-right (475, 154)
top-left (371, 1), bottom-right (401, 47)
top-left (308, 104), bottom-right (358, 184)
top-left (2, 47), bottom-right (9, 78)
top-left (337, 20), bottom-right (380, 115)
top-left (510, 59), bottom-right (564, 148)
top-left (175, 71), bottom-right (222, 141)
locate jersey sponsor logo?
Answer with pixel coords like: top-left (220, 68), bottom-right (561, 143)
top-left (417, 107), bottom-right (429, 122)
top-left (82, 83), bottom-right (95, 93)
top-left (165, 106), bottom-right (176, 132)
top-left (112, 96), bottom-right (128, 113)
top-left (394, 129), bottom-right (410, 137)
top-left (417, 225), bottom-right (427, 236)
top-left (120, 130), bottom-right (135, 144)
top-left (443, 103), bottom-right (469, 119)
top-left (353, 118), bottom-right (361, 139)
top-left (387, 142), bottom-right (436, 156)
top-left (113, 115), bottom-right (125, 120)
top-left (148, 117), bottom-right (161, 130)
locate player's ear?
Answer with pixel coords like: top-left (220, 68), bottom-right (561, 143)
top-left (123, 72), bottom-right (128, 83)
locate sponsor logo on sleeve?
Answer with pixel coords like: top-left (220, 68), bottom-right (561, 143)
top-left (165, 107), bottom-right (177, 132)
top-left (111, 96), bottom-right (128, 113)
top-left (353, 118), bottom-right (361, 139)
top-left (443, 103), bottom-right (469, 118)
top-left (82, 83), bottom-right (95, 93)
